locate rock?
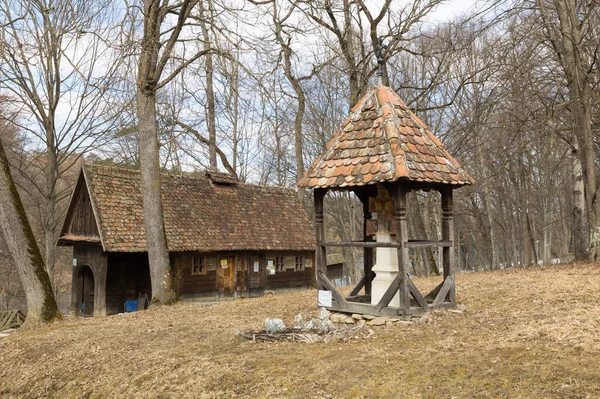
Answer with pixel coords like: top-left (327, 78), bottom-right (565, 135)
top-left (385, 321), bottom-right (393, 326)
top-left (351, 314), bottom-right (363, 321)
top-left (344, 317), bottom-right (355, 324)
top-left (330, 313), bottom-right (346, 323)
top-left (362, 314), bottom-right (376, 320)
top-left (264, 290), bottom-right (275, 296)
top-left (393, 320), bottom-right (412, 325)
top-left (413, 316), bottom-right (429, 324)
top-left (448, 309), bottom-right (464, 314)
top-left (357, 320), bottom-right (366, 327)
top-left (367, 317), bottom-right (387, 326)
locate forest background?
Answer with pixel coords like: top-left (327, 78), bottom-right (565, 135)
top-left (0, 0), bottom-right (598, 314)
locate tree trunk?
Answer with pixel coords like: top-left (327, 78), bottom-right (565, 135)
top-left (553, 0), bottom-right (598, 261)
top-left (0, 135), bottom-right (59, 324)
top-left (44, 124), bottom-right (58, 290)
top-left (572, 142), bottom-right (588, 260)
top-left (199, 1), bottom-right (217, 171)
top-left (137, 91), bottom-right (175, 304)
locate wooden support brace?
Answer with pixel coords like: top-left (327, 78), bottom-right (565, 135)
top-left (349, 274), bottom-right (366, 297)
top-left (425, 280), bottom-right (445, 302)
top-left (433, 275), bottom-right (455, 307)
top-left (375, 272), bottom-right (402, 312)
top-left (407, 279), bottom-right (429, 310)
top-left (318, 271), bottom-right (348, 309)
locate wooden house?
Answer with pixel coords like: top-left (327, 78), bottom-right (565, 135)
top-left (58, 164), bottom-right (315, 317)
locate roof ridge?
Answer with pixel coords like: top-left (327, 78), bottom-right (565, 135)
top-left (84, 162), bottom-right (302, 193)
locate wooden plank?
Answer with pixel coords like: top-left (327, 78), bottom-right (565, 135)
top-left (314, 189), bottom-right (327, 290)
top-left (441, 187), bottom-right (456, 305)
top-left (0, 311), bottom-right (11, 328)
top-left (408, 279), bottom-right (429, 310)
top-left (406, 240), bottom-right (452, 248)
top-left (375, 272), bottom-right (402, 312)
top-left (348, 275), bottom-right (366, 297)
top-left (328, 300), bottom-right (428, 318)
top-left (424, 280), bottom-right (445, 302)
top-left (0, 310), bottom-right (25, 329)
top-left (433, 275), bottom-right (454, 307)
top-left (393, 184), bottom-right (410, 313)
top-left (319, 241), bottom-right (400, 248)
top-left (317, 271), bottom-right (348, 309)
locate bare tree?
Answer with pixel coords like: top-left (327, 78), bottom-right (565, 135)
top-left (0, 106), bottom-right (59, 324)
top-left (0, 0), bottom-right (124, 287)
top-left (134, 0), bottom-right (215, 303)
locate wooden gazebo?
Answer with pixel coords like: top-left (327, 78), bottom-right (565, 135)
top-left (298, 84), bottom-right (474, 318)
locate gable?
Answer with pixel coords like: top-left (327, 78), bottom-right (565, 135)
top-left (58, 172), bottom-right (101, 246)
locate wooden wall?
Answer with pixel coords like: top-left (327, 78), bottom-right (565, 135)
top-left (68, 187), bottom-right (99, 238)
top-left (265, 251), bottom-right (315, 289)
top-left (175, 250), bottom-right (315, 298)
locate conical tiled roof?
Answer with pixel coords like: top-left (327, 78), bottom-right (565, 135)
top-left (298, 86), bottom-right (474, 188)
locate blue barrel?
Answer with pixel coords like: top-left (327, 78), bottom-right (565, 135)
top-left (124, 300), bottom-right (138, 312)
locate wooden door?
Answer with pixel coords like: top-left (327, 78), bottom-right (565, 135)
top-left (217, 257), bottom-right (235, 295)
top-left (248, 257), bottom-right (262, 289)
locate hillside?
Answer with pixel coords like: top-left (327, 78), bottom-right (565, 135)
top-left (1, 263), bottom-right (599, 398)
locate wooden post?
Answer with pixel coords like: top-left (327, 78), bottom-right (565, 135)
top-left (314, 188), bottom-right (327, 290)
top-left (441, 186), bottom-right (456, 305)
top-left (94, 254), bottom-right (107, 317)
top-left (393, 184), bottom-right (410, 313)
top-left (71, 265), bottom-right (82, 317)
top-left (362, 196), bottom-right (373, 294)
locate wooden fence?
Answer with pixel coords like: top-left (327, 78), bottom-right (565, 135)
top-left (0, 309), bottom-right (25, 329)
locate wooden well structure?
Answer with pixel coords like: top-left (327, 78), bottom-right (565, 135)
top-left (298, 84), bottom-right (474, 317)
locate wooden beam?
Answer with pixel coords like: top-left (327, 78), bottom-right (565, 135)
top-left (433, 275), bottom-right (454, 307)
top-left (319, 241), bottom-right (400, 248)
top-left (424, 280), bottom-right (445, 301)
top-left (393, 183), bottom-right (410, 313)
top-left (361, 193), bottom-right (374, 295)
top-left (440, 186), bottom-right (456, 305)
top-left (375, 272), bottom-right (402, 312)
top-left (348, 274), bottom-right (366, 297)
top-left (408, 279), bottom-right (429, 310)
top-left (406, 240), bottom-right (452, 248)
top-left (314, 188), bottom-right (328, 290)
top-left (317, 271), bottom-right (348, 308)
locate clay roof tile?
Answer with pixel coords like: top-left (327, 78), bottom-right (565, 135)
top-left (298, 85), bottom-right (474, 189)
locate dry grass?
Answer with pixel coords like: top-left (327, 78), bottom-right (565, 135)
top-left (1, 263), bottom-right (600, 399)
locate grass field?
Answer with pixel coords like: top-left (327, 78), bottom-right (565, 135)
top-left (1, 263), bottom-right (600, 399)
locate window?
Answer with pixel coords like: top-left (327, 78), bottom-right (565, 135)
top-left (192, 256), bottom-right (205, 275)
top-left (275, 256), bottom-right (285, 272)
top-left (295, 256), bottom-right (304, 271)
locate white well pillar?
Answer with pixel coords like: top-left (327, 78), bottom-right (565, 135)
top-left (370, 233), bottom-right (400, 307)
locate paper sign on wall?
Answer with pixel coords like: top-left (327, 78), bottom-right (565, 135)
top-left (221, 259), bottom-right (228, 268)
top-left (253, 261), bottom-right (259, 273)
top-left (267, 260), bottom-right (275, 275)
top-left (317, 290), bottom-right (332, 308)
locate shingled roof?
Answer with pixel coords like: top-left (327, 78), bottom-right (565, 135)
top-left (60, 164), bottom-right (315, 253)
top-left (298, 85), bottom-right (474, 189)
